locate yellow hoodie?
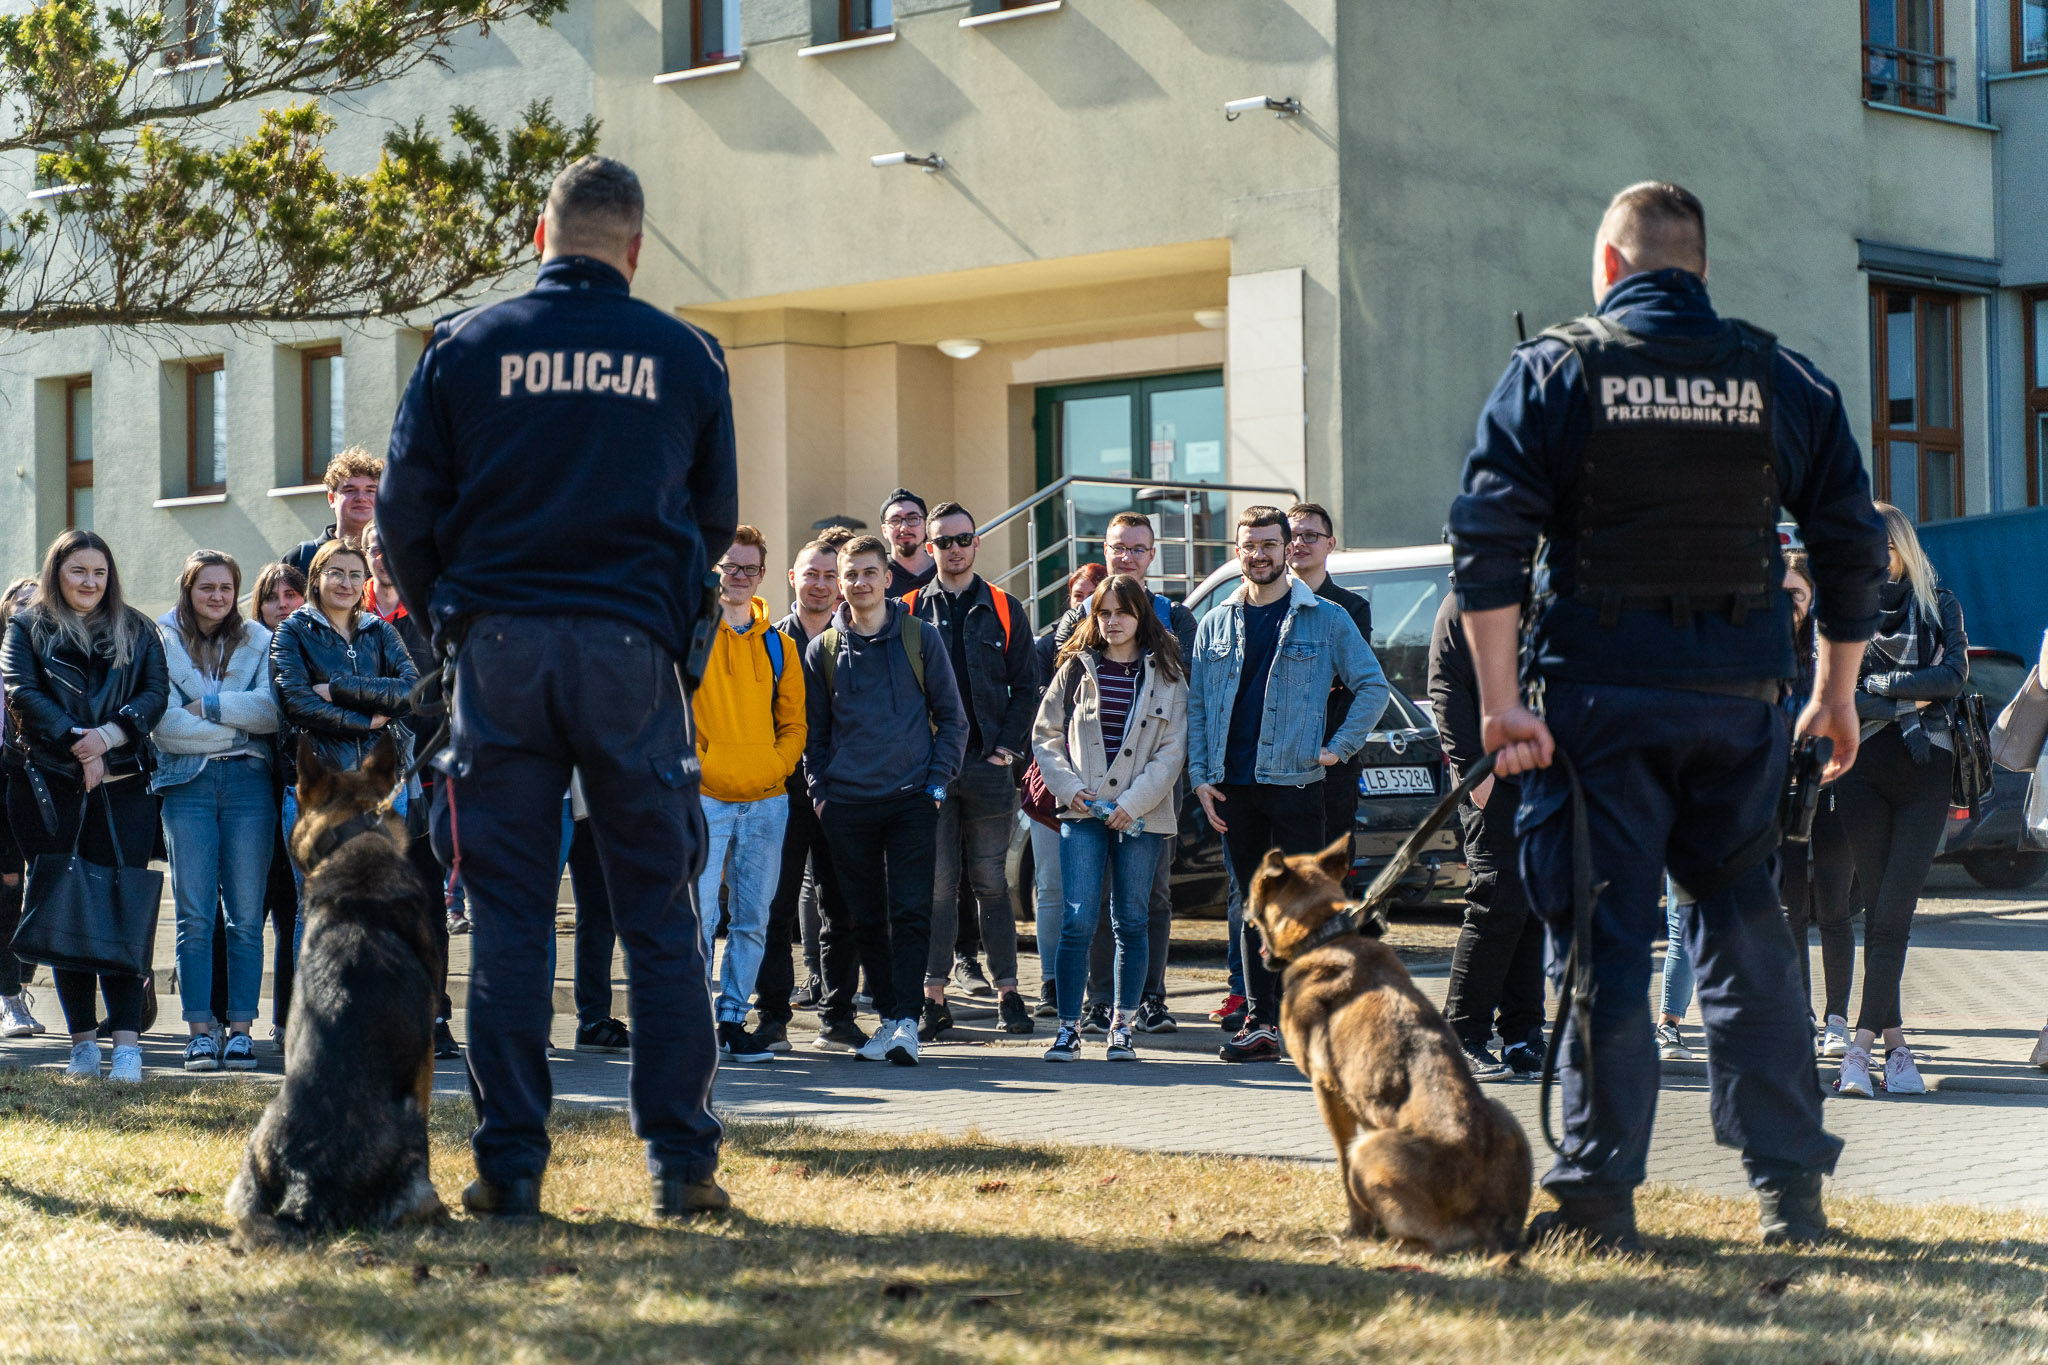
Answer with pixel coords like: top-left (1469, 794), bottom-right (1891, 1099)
top-left (696, 597), bottom-right (808, 804)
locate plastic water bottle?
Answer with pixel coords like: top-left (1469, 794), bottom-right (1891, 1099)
top-left (1086, 799), bottom-right (1143, 836)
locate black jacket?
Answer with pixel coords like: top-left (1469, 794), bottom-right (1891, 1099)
top-left (0, 608), bottom-right (169, 781)
top-left (269, 606), bottom-right (419, 779)
top-left (284, 525), bottom-right (336, 579)
top-left (1425, 592), bottom-right (1520, 805)
top-left (906, 576), bottom-right (1036, 760)
top-left (1313, 575), bottom-right (1375, 750)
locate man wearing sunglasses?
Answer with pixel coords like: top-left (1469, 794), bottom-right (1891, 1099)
top-left (881, 489), bottom-right (937, 599)
top-left (906, 503), bottom-right (1038, 1040)
top-left (1286, 502), bottom-right (1376, 850)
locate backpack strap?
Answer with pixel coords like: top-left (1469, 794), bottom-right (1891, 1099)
top-left (903, 587), bottom-right (920, 613)
top-left (901, 615), bottom-right (926, 696)
top-left (1152, 593), bottom-right (1173, 630)
top-left (819, 627), bottom-right (841, 693)
top-left (990, 588), bottom-right (1014, 651)
top-left (763, 626), bottom-right (784, 703)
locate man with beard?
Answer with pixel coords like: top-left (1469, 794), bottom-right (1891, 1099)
top-left (880, 489), bottom-right (936, 599)
top-left (1186, 506), bottom-right (1388, 1062)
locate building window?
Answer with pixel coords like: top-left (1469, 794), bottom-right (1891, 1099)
top-left (187, 358), bottom-right (226, 495)
top-left (1869, 284), bottom-right (1963, 522)
top-left (1865, 0), bottom-right (1953, 113)
top-left (695, 0), bottom-right (741, 63)
top-left (843, 0), bottom-right (893, 38)
top-left (2026, 290), bottom-right (2048, 505)
top-left (183, 0), bottom-right (218, 59)
top-left (65, 378), bottom-right (92, 531)
top-left (302, 345), bottom-right (345, 484)
top-left (2018, 0), bottom-right (2048, 69)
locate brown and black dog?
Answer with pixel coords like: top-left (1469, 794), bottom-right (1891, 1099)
top-left (227, 735), bottom-right (446, 1249)
top-left (1246, 835), bottom-right (1531, 1255)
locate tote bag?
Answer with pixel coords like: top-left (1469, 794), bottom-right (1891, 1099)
top-left (11, 790), bottom-right (163, 978)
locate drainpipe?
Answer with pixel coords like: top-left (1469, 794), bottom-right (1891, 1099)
top-left (1976, 0), bottom-right (2005, 510)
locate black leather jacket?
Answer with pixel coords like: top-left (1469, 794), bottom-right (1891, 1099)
top-left (269, 605), bottom-right (418, 780)
top-left (0, 608), bottom-right (169, 780)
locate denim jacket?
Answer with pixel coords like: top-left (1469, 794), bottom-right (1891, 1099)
top-left (1187, 577), bottom-right (1389, 789)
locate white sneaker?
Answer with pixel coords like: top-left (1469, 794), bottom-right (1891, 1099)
top-left (885, 1017), bottom-right (919, 1067)
top-left (1, 992), bottom-right (42, 1038)
top-left (855, 1020), bottom-right (895, 1062)
top-left (1883, 1044), bottom-right (1927, 1095)
top-left (1654, 1022), bottom-right (1695, 1061)
top-left (64, 1039), bottom-right (100, 1078)
top-left (1834, 1045), bottom-right (1875, 1098)
top-left (110, 1044), bottom-right (143, 1083)
top-left (1818, 1016), bottom-right (1851, 1059)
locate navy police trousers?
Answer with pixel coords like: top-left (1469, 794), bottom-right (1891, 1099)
top-left (1518, 681), bottom-right (1842, 1199)
top-left (441, 614), bottom-right (720, 1186)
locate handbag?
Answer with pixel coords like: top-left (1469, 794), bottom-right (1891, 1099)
top-left (1948, 692), bottom-right (1994, 814)
top-left (11, 789), bottom-right (163, 978)
top-left (1991, 667), bottom-right (2048, 773)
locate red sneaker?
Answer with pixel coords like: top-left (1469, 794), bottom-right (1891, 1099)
top-left (1208, 993), bottom-right (1246, 1025)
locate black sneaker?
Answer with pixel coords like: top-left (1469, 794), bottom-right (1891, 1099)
top-left (434, 1019), bottom-right (462, 1059)
top-left (1526, 1195), bottom-right (1645, 1256)
top-left (952, 956), bottom-right (997, 999)
top-left (1043, 1023), bottom-right (1083, 1062)
top-left (1501, 1028), bottom-right (1546, 1079)
top-left (813, 1018), bottom-right (868, 1053)
top-left (1218, 1023), bottom-right (1281, 1062)
top-left (1135, 995), bottom-right (1176, 1034)
top-left (997, 991), bottom-right (1034, 1035)
top-left (1217, 1000), bottom-right (1248, 1035)
top-left (1033, 981), bottom-right (1059, 1019)
top-left (575, 1017), bottom-right (631, 1055)
top-left (182, 1032), bottom-right (220, 1073)
top-left (718, 1021), bottom-right (775, 1063)
top-left (918, 997), bottom-right (955, 1042)
top-left (1757, 1172), bottom-right (1831, 1246)
top-left (463, 1176), bottom-right (542, 1221)
top-left (1465, 1044), bottom-right (1513, 1082)
top-left (1079, 1002), bottom-right (1111, 1036)
top-left (750, 1017), bottom-right (793, 1054)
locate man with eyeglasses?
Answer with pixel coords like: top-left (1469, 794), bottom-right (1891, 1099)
top-left (905, 502), bottom-right (1038, 1040)
top-left (693, 527), bottom-right (808, 1064)
top-left (881, 489), bottom-right (937, 599)
top-left (1285, 502), bottom-right (1376, 851)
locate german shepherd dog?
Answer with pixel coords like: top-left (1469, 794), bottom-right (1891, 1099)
top-left (227, 736), bottom-right (446, 1249)
top-left (1246, 836), bottom-right (1531, 1255)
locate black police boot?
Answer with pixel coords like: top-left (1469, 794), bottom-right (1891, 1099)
top-left (462, 1175), bottom-right (542, 1221)
top-left (1757, 1171), bottom-right (1831, 1246)
top-left (1526, 1193), bottom-right (1646, 1256)
top-left (655, 1175), bottom-right (733, 1219)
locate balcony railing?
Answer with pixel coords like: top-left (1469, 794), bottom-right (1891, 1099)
top-left (1864, 41), bottom-right (1955, 113)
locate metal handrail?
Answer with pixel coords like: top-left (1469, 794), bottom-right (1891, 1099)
top-left (977, 473), bottom-right (1299, 629)
top-left (1863, 41), bottom-right (1956, 108)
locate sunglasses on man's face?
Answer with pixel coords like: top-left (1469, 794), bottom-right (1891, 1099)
top-left (929, 533), bottom-right (975, 551)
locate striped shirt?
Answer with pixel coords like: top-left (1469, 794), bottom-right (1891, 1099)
top-left (1097, 657), bottom-right (1143, 760)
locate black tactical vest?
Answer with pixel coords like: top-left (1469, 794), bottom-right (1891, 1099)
top-left (1543, 314), bottom-right (1780, 628)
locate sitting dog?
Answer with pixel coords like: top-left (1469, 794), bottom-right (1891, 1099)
top-left (227, 735), bottom-right (445, 1249)
top-left (1247, 835), bottom-right (1531, 1254)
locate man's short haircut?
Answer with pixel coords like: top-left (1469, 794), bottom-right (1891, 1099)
top-left (1236, 504), bottom-right (1289, 538)
top-left (928, 500), bottom-right (974, 531)
top-left (839, 534), bottom-right (889, 568)
top-left (1286, 502), bottom-right (1335, 537)
top-left (728, 525), bottom-right (767, 565)
top-left (1600, 180), bottom-right (1706, 274)
top-left (545, 155), bottom-right (645, 257)
top-left (794, 538), bottom-right (836, 564)
top-left (1105, 511), bottom-right (1155, 540)
top-left (323, 446), bottom-right (384, 494)
top-left (815, 526), bottom-right (857, 553)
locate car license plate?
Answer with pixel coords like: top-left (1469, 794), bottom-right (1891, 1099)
top-left (1359, 766), bottom-right (1433, 797)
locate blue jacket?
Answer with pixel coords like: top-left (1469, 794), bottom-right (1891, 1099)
top-left (1187, 577), bottom-right (1389, 789)
top-left (378, 256), bottom-right (740, 659)
top-left (1447, 269), bottom-right (1887, 687)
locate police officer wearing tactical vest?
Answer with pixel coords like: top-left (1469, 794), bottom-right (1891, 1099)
top-left (1449, 182), bottom-right (1887, 1252)
top-left (379, 155), bottom-right (740, 1222)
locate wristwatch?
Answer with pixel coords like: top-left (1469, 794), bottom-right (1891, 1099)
top-left (927, 784), bottom-right (948, 803)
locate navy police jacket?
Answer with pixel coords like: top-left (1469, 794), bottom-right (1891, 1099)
top-left (1447, 269), bottom-right (1886, 687)
top-left (378, 255), bottom-right (740, 659)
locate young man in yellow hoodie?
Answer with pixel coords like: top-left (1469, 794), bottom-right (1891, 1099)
top-left (696, 526), bottom-right (808, 1062)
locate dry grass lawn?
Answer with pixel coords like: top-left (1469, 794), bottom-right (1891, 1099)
top-left (0, 1071), bottom-right (2043, 1363)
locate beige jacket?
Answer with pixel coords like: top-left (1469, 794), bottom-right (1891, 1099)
top-left (1032, 649), bottom-right (1188, 832)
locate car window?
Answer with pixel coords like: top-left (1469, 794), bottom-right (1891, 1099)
top-left (1186, 568), bottom-right (1239, 624)
top-left (1966, 652), bottom-right (2028, 714)
top-left (1332, 566), bottom-right (1453, 700)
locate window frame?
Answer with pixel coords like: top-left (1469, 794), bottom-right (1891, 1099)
top-left (2016, 0), bottom-right (2048, 71)
top-left (186, 356), bottom-right (226, 496)
top-left (301, 343), bottom-right (343, 485)
top-left (64, 376), bottom-right (92, 530)
top-left (183, 0), bottom-right (218, 60)
top-left (1863, 0), bottom-right (1951, 115)
top-left (691, 0), bottom-right (740, 64)
top-left (841, 0), bottom-right (893, 39)
top-left (2025, 287), bottom-right (2048, 506)
top-left (1868, 282), bottom-right (1965, 522)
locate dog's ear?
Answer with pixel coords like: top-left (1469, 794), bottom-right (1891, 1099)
top-left (1316, 833), bottom-right (1352, 884)
top-left (363, 731), bottom-right (399, 790)
top-left (1255, 846), bottom-right (1290, 886)
top-left (296, 736), bottom-right (332, 806)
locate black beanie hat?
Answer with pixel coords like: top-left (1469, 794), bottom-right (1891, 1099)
top-left (881, 488), bottom-right (927, 519)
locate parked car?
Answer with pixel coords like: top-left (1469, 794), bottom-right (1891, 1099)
top-left (1936, 646), bottom-right (2048, 889)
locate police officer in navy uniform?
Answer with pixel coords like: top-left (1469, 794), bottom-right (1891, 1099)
top-left (1449, 182), bottom-right (1887, 1251)
top-left (378, 156), bottom-right (739, 1220)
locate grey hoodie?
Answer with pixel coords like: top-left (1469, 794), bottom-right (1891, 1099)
top-left (801, 599), bottom-right (969, 806)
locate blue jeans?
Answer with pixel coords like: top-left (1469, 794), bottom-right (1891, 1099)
top-left (1055, 819), bottom-right (1164, 1017)
top-left (697, 793), bottom-right (789, 1025)
top-left (162, 757), bottom-right (277, 1024)
top-left (1029, 818), bottom-right (1062, 988)
top-left (1659, 874), bottom-right (1694, 1020)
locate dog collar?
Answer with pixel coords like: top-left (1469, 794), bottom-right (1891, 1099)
top-left (1261, 906), bottom-right (1361, 972)
top-left (306, 808), bottom-right (392, 868)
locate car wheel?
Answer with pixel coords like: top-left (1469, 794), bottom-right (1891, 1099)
top-left (1960, 850), bottom-right (2048, 890)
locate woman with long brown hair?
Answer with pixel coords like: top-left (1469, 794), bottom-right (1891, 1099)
top-left (1031, 573), bottom-right (1186, 1063)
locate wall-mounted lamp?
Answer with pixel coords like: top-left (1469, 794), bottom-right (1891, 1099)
top-left (935, 339), bottom-right (983, 359)
top-left (871, 151), bottom-right (947, 173)
top-left (1192, 308), bottom-right (1228, 330)
top-left (1224, 95), bottom-right (1301, 121)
